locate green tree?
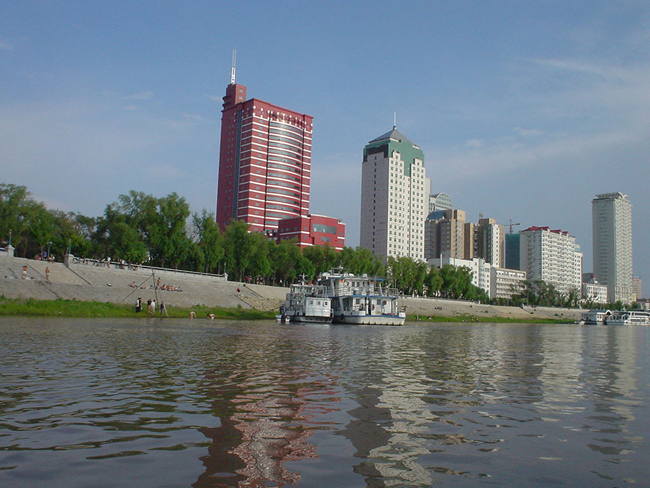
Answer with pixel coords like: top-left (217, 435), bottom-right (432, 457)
top-left (336, 247), bottom-right (384, 276)
top-left (93, 191), bottom-right (157, 262)
top-left (148, 192), bottom-right (191, 268)
top-left (248, 232), bottom-right (273, 281)
top-left (303, 244), bottom-right (339, 278)
top-left (25, 203), bottom-right (55, 258)
top-left (271, 238), bottom-right (303, 285)
top-left (224, 220), bottom-right (254, 281)
top-left (192, 210), bottom-right (225, 273)
top-left (0, 183), bottom-right (30, 248)
top-left (425, 267), bottom-right (444, 297)
top-left (49, 210), bottom-right (93, 260)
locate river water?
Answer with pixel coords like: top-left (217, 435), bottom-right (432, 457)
top-left (0, 317), bottom-right (648, 487)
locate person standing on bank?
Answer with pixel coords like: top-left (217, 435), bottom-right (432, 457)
top-left (136, 297), bottom-right (142, 313)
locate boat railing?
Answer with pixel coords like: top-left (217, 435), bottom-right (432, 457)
top-left (290, 284), bottom-right (330, 298)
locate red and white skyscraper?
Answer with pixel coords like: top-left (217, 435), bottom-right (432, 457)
top-left (216, 64), bottom-right (313, 234)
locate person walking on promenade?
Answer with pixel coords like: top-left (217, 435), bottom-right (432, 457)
top-left (22, 265), bottom-right (27, 279)
top-left (45, 267), bottom-right (50, 281)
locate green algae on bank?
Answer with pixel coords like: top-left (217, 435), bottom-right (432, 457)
top-left (0, 296), bottom-right (276, 320)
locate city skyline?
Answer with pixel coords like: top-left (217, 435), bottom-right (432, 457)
top-left (1, 2), bottom-right (648, 296)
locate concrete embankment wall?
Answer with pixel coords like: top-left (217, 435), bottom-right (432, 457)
top-left (0, 253), bottom-right (582, 321)
top-left (401, 296), bottom-right (581, 322)
top-left (0, 254), bottom-right (287, 312)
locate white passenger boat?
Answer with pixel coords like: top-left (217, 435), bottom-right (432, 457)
top-left (605, 310), bottom-right (650, 326)
top-left (318, 268), bottom-right (406, 326)
top-left (579, 309), bottom-right (611, 325)
top-left (278, 283), bottom-right (332, 324)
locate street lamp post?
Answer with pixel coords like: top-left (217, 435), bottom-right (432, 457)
top-left (47, 241), bottom-right (52, 261)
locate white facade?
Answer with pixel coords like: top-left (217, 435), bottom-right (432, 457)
top-left (519, 226), bottom-right (583, 296)
top-left (360, 128), bottom-right (427, 261)
top-left (429, 256), bottom-right (490, 295)
top-left (582, 279), bottom-right (608, 304)
top-left (428, 256), bottom-right (526, 300)
top-left (490, 267), bottom-right (527, 300)
top-left (592, 192), bottom-right (633, 304)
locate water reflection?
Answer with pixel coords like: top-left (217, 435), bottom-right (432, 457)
top-left (0, 319), bottom-right (649, 487)
top-left (191, 327), bottom-right (343, 487)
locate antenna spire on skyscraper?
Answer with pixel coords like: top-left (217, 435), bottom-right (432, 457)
top-left (393, 112), bottom-right (397, 129)
top-left (230, 49), bottom-right (237, 85)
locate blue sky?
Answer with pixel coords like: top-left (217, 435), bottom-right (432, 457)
top-left (2, 1), bottom-right (649, 296)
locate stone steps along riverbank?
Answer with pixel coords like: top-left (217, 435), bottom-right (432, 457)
top-left (0, 253), bottom-right (581, 321)
top-left (0, 255), bottom-right (286, 312)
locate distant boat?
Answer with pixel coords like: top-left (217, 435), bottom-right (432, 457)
top-left (579, 309), bottom-right (611, 325)
top-left (318, 268), bottom-right (406, 326)
top-left (605, 310), bottom-right (650, 326)
top-left (278, 283), bottom-right (332, 324)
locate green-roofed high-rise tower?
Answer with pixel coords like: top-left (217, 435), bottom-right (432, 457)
top-left (360, 127), bottom-right (428, 262)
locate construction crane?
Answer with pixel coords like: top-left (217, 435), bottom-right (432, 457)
top-left (508, 220), bottom-right (521, 234)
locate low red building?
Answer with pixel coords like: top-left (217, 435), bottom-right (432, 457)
top-left (277, 214), bottom-right (345, 251)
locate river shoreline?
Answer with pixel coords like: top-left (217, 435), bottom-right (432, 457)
top-left (0, 255), bottom-right (582, 323)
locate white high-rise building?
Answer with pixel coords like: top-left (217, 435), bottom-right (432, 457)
top-left (592, 192), bottom-right (633, 304)
top-left (519, 226), bottom-right (583, 296)
top-left (360, 127), bottom-right (427, 261)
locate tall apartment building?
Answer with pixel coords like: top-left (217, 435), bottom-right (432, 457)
top-left (216, 70), bottom-right (313, 234)
top-left (424, 209), bottom-right (473, 261)
top-left (360, 127), bottom-right (428, 261)
top-left (425, 212), bottom-right (503, 267)
top-left (592, 192), bottom-right (634, 304)
top-left (474, 218), bottom-right (504, 268)
top-left (519, 226), bottom-right (583, 296)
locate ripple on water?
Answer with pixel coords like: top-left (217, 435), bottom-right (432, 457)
top-left (1, 319), bottom-right (649, 487)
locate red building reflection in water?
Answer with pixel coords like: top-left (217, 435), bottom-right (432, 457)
top-left (193, 373), bottom-right (340, 488)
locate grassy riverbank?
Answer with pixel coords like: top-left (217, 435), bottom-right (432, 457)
top-left (408, 313), bottom-right (568, 324)
top-left (0, 296), bottom-right (570, 323)
top-left (0, 296), bottom-right (276, 320)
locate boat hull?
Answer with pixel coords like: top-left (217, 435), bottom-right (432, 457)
top-left (333, 312), bottom-right (406, 326)
top-left (289, 314), bottom-right (332, 324)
